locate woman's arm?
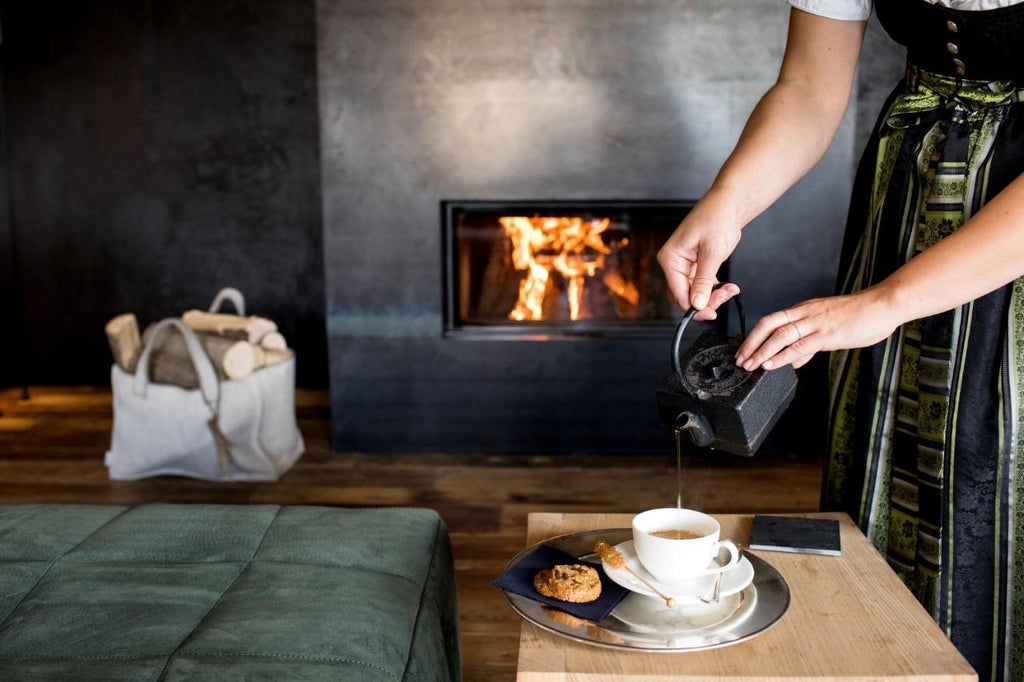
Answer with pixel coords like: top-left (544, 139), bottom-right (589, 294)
top-left (657, 9), bottom-right (867, 315)
top-left (885, 175), bottom-right (1024, 318)
top-left (736, 172), bottom-right (1024, 370)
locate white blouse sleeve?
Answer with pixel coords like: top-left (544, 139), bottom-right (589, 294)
top-left (788, 0), bottom-right (872, 20)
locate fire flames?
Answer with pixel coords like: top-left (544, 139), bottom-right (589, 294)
top-left (500, 215), bottom-right (639, 321)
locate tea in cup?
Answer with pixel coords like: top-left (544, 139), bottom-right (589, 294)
top-left (632, 508), bottom-right (740, 586)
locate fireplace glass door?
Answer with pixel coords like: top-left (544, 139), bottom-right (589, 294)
top-left (443, 200), bottom-right (701, 337)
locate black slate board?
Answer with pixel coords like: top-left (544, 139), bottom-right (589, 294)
top-left (749, 515), bottom-right (841, 556)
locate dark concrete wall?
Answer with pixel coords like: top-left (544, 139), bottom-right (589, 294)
top-left (0, 0), bottom-right (327, 388)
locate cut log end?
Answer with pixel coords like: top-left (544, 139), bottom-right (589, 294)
top-left (105, 313), bottom-right (141, 372)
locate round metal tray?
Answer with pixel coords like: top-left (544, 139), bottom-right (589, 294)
top-left (501, 528), bottom-right (790, 652)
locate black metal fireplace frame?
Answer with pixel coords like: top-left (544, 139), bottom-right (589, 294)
top-left (441, 198), bottom-right (710, 340)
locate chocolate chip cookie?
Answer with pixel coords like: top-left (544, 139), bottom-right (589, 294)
top-left (533, 563), bottom-right (602, 603)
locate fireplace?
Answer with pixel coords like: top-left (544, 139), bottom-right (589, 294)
top-left (326, 199), bottom-right (726, 455)
top-left (443, 200), bottom-right (692, 338)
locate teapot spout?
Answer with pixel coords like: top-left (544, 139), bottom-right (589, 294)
top-left (674, 411), bottom-right (715, 449)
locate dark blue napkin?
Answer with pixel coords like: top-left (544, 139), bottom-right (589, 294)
top-left (493, 543), bottom-right (630, 621)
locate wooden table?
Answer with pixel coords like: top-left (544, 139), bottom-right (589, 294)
top-left (513, 512), bottom-right (976, 681)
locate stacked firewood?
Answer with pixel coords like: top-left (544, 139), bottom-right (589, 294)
top-left (105, 309), bottom-right (291, 389)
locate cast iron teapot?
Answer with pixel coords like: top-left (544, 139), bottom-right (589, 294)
top-left (655, 288), bottom-right (797, 456)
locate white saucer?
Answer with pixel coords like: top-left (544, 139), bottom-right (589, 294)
top-left (611, 588), bottom-right (758, 636)
top-left (601, 540), bottom-right (755, 601)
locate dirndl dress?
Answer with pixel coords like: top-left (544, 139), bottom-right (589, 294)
top-left (823, 1), bottom-right (1024, 680)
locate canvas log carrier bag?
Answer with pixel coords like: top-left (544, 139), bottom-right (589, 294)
top-left (105, 316), bottom-right (305, 481)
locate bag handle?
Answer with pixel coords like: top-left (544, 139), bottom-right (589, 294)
top-left (671, 283), bottom-right (746, 385)
top-left (208, 287), bottom-right (246, 316)
top-left (132, 318), bottom-right (220, 410)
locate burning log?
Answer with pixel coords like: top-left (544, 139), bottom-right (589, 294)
top-left (602, 271), bottom-right (640, 306)
top-left (500, 215), bottom-right (613, 321)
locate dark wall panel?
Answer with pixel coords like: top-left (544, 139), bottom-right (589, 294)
top-left (0, 0), bottom-right (326, 387)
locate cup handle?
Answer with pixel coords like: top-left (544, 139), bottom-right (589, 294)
top-left (708, 540), bottom-right (740, 572)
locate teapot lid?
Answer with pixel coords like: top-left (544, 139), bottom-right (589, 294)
top-left (670, 283), bottom-right (746, 386)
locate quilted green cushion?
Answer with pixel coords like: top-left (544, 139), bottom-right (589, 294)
top-left (0, 504), bottom-right (460, 681)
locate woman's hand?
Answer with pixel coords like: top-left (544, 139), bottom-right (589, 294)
top-left (657, 191), bottom-right (743, 319)
top-left (735, 288), bottom-right (901, 370)
top-left (655, 10), bottom-right (865, 322)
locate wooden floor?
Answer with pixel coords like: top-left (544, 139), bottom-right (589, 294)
top-left (0, 387), bottom-right (824, 681)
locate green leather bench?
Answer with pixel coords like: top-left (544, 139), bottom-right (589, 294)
top-left (0, 504), bottom-right (461, 681)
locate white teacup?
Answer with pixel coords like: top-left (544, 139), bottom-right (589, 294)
top-left (632, 508), bottom-right (740, 586)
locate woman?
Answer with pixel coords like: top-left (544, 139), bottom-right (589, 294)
top-left (657, 1), bottom-right (1024, 679)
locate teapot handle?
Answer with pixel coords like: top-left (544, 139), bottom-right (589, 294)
top-left (670, 283), bottom-right (746, 385)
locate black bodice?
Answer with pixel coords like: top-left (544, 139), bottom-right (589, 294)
top-left (875, 0), bottom-right (1024, 81)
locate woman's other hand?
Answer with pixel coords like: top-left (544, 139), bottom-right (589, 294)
top-left (735, 289), bottom-right (900, 370)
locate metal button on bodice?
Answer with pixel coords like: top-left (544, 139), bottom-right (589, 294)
top-left (953, 57), bottom-right (966, 75)
top-left (947, 42), bottom-right (959, 55)
top-left (946, 19), bottom-right (959, 33)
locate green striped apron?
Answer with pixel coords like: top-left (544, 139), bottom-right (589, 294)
top-left (825, 66), bottom-right (1024, 681)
